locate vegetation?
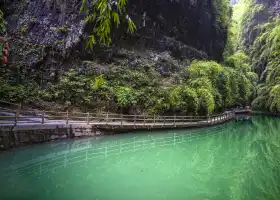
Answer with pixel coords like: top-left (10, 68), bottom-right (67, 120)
top-left (213, 0), bottom-right (231, 29)
top-left (56, 25), bottom-right (68, 33)
top-left (0, 57), bottom-right (255, 115)
top-left (223, 0), bottom-right (280, 113)
top-left (250, 18), bottom-right (280, 112)
top-left (1, 0), bottom-right (277, 115)
top-left (80, 0), bottom-right (136, 47)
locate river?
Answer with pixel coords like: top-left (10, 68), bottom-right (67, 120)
top-left (1, 115), bottom-right (280, 200)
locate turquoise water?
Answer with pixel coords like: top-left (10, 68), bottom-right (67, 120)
top-left (1, 116), bottom-right (280, 200)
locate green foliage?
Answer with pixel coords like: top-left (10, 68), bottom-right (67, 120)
top-left (56, 25), bottom-right (68, 33)
top-left (267, 85), bottom-right (280, 112)
top-left (169, 85), bottom-right (199, 114)
top-left (114, 86), bottom-right (138, 108)
top-left (0, 81), bottom-right (40, 103)
top-left (19, 24), bottom-right (28, 34)
top-left (249, 18), bottom-right (280, 112)
top-left (224, 51), bottom-right (251, 72)
top-left (213, 0), bottom-right (231, 29)
top-left (197, 88), bottom-right (215, 115)
top-left (91, 74), bottom-right (106, 90)
top-left (80, 0), bottom-right (136, 47)
top-left (228, 0), bottom-right (280, 113)
top-left (54, 39), bottom-right (65, 47)
top-left (187, 59), bottom-right (255, 114)
top-left (53, 70), bottom-right (91, 106)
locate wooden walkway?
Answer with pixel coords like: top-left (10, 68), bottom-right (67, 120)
top-left (0, 100), bottom-right (254, 131)
top-left (0, 108), bottom-right (236, 130)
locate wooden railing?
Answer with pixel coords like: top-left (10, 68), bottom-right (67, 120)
top-left (0, 100), bottom-right (21, 111)
top-left (0, 109), bottom-right (235, 129)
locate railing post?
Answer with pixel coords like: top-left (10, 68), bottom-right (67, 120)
top-left (106, 113), bottom-right (109, 125)
top-left (87, 112), bottom-right (90, 125)
top-left (134, 115), bottom-right (136, 129)
top-left (121, 114), bottom-right (123, 127)
top-left (144, 116), bottom-right (146, 126)
top-left (42, 110), bottom-right (45, 124)
top-left (66, 110), bottom-right (69, 124)
top-left (174, 115), bottom-right (176, 127)
top-left (14, 110), bottom-right (19, 126)
top-left (164, 116), bottom-right (166, 127)
top-left (153, 115), bottom-right (156, 126)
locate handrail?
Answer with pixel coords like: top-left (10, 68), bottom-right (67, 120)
top-left (0, 100), bottom-right (21, 110)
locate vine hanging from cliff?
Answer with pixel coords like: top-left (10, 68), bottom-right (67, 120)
top-left (80, 0), bottom-right (136, 48)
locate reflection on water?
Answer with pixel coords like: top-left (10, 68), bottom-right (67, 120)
top-left (0, 116), bottom-right (280, 200)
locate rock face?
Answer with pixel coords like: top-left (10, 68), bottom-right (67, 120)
top-left (5, 0), bottom-right (85, 50)
top-left (256, 0), bottom-right (280, 13)
top-left (124, 0), bottom-right (227, 61)
top-left (241, 0), bottom-right (280, 49)
top-left (1, 0), bottom-right (228, 82)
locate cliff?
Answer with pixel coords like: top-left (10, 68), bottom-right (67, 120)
top-left (233, 0), bottom-right (280, 112)
top-left (0, 0), bottom-right (237, 115)
top-left (1, 0), bottom-right (229, 78)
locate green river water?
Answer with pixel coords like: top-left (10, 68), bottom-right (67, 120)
top-left (1, 116), bottom-right (280, 200)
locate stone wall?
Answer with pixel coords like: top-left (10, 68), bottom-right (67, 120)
top-left (0, 125), bottom-right (104, 150)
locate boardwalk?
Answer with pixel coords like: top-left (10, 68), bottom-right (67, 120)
top-left (0, 100), bottom-right (253, 131)
top-left (0, 108), bottom-right (236, 130)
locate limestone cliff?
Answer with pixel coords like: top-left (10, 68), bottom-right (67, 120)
top-left (1, 0), bottom-right (229, 80)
